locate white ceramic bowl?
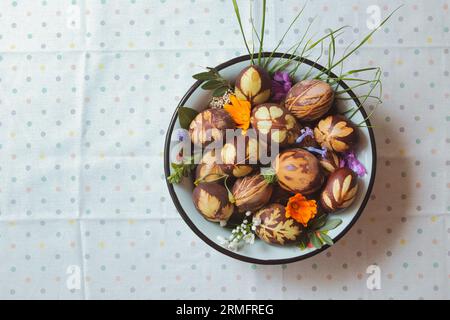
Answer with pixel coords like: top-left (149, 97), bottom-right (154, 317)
top-left (164, 53), bottom-right (376, 264)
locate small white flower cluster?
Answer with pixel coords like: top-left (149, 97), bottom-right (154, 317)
top-left (217, 211), bottom-right (260, 252)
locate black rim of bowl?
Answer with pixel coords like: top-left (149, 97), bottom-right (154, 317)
top-left (164, 52), bottom-right (377, 265)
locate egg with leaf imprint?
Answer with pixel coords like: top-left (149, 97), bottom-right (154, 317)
top-left (235, 65), bottom-right (271, 105)
top-left (285, 79), bottom-right (334, 121)
top-left (320, 167), bottom-right (358, 212)
top-left (232, 174), bottom-right (273, 213)
top-left (200, 148), bottom-right (252, 179)
top-left (274, 148), bottom-right (324, 195)
top-left (314, 115), bottom-right (358, 153)
top-left (250, 103), bottom-right (301, 147)
top-left (254, 204), bottom-right (302, 245)
top-left (319, 150), bottom-right (342, 175)
top-left (189, 108), bottom-right (236, 147)
top-left (192, 182), bottom-right (235, 222)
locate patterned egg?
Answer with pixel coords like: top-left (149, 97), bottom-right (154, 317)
top-left (221, 135), bottom-right (260, 165)
top-left (320, 167), bottom-right (358, 212)
top-left (254, 204), bottom-right (302, 245)
top-left (195, 163), bottom-right (225, 183)
top-left (201, 147), bottom-right (252, 178)
top-left (274, 148), bottom-right (324, 195)
top-left (314, 115), bottom-right (358, 153)
top-left (284, 79), bottom-right (334, 121)
top-left (192, 183), bottom-right (235, 222)
top-left (269, 184), bottom-right (294, 206)
top-left (189, 108), bottom-right (236, 146)
top-left (319, 150), bottom-right (342, 175)
top-left (235, 65), bottom-right (271, 105)
top-left (232, 174), bottom-right (273, 213)
top-left (250, 103), bottom-right (301, 147)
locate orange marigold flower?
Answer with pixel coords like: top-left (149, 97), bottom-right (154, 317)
top-left (285, 193), bottom-right (318, 227)
top-left (224, 95), bottom-right (251, 133)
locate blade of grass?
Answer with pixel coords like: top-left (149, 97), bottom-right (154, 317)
top-left (263, 3), bottom-right (306, 69)
top-left (315, 6), bottom-right (402, 78)
top-left (258, 0), bottom-right (267, 66)
top-left (232, 0), bottom-right (253, 64)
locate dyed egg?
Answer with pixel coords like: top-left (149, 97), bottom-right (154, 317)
top-left (320, 167), bottom-right (358, 212)
top-left (195, 163), bottom-right (225, 183)
top-left (235, 65), bottom-right (271, 105)
top-left (189, 109), bottom-right (235, 146)
top-left (269, 184), bottom-right (294, 206)
top-left (274, 148), bottom-right (324, 195)
top-left (192, 183), bottom-right (235, 222)
top-left (250, 103), bottom-right (301, 147)
top-left (319, 150), bottom-right (342, 175)
top-left (254, 204), bottom-right (302, 245)
top-left (284, 79), bottom-right (334, 121)
top-left (314, 115), bottom-right (358, 153)
top-left (232, 174), bottom-right (273, 213)
top-left (201, 148), bottom-right (252, 179)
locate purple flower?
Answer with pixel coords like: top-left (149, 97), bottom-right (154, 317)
top-left (271, 71), bottom-right (292, 103)
top-left (296, 127), bottom-right (314, 144)
top-left (306, 146), bottom-right (327, 158)
top-left (175, 129), bottom-right (189, 142)
top-left (341, 150), bottom-right (367, 177)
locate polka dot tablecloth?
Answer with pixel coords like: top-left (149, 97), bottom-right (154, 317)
top-left (0, 0), bottom-right (448, 300)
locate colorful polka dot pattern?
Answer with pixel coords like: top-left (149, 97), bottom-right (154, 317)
top-left (0, 0), bottom-right (449, 299)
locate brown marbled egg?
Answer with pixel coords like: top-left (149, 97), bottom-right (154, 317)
top-left (274, 148), bottom-right (324, 195)
top-left (314, 115), bottom-right (358, 153)
top-left (195, 163), bottom-right (225, 183)
top-left (221, 135), bottom-right (260, 165)
top-left (232, 174), bottom-right (273, 213)
top-left (269, 184), bottom-right (294, 206)
top-left (192, 183), bottom-right (235, 222)
top-left (254, 204), bottom-right (302, 245)
top-left (189, 108), bottom-right (235, 146)
top-left (235, 65), bottom-right (271, 105)
top-left (319, 150), bottom-right (342, 175)
top-left (285, 79), bottom-right (334, 121)
top-left (201, 148), bottom-right (252, 179)
top-left (250, 103), bottom-right (301, 147)
top-left (320, 167), bottom-right (358, 212)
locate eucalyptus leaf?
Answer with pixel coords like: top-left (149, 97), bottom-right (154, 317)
top-left (193, 72), bottom-right (215, 81)
top-left (318, 232), bottom-right (334, 246)
top-left (319, 219), bottom-right (343, 232)
top-left (309, 232), bottom-right (323, 249)
top-left (308, 214), bottom-right (328, 230)
top-left (178, 106), bottom-right (198, 130)
top-left (212, 86), bottom-right (228, 97)
top-left (201, 80), bottom-right (224, 90)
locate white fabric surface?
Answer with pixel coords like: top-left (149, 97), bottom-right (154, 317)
top-left (0, 0), bottom-right (448, 299)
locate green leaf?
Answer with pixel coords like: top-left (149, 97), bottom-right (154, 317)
top-left (309, 232), bottom-right (323, 249)
top-left (308, 214), bottom-right (328, 230)
top-left (298, 236), bottom-right (309, 251)
top-left (260, 167), bottom-right (278, 185)
top-left (178, 106), bottom-right (198, 130)
top-left (201, 80), bottom-right (223, 90)
top-left (212, 86), bottom-right (228, 97)
top-left (319, 219), bottom-right (342, 232)
top-left (318, 232), bottom-right (334, 246)
top-left (193, 72), bottom-right (215, 81)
